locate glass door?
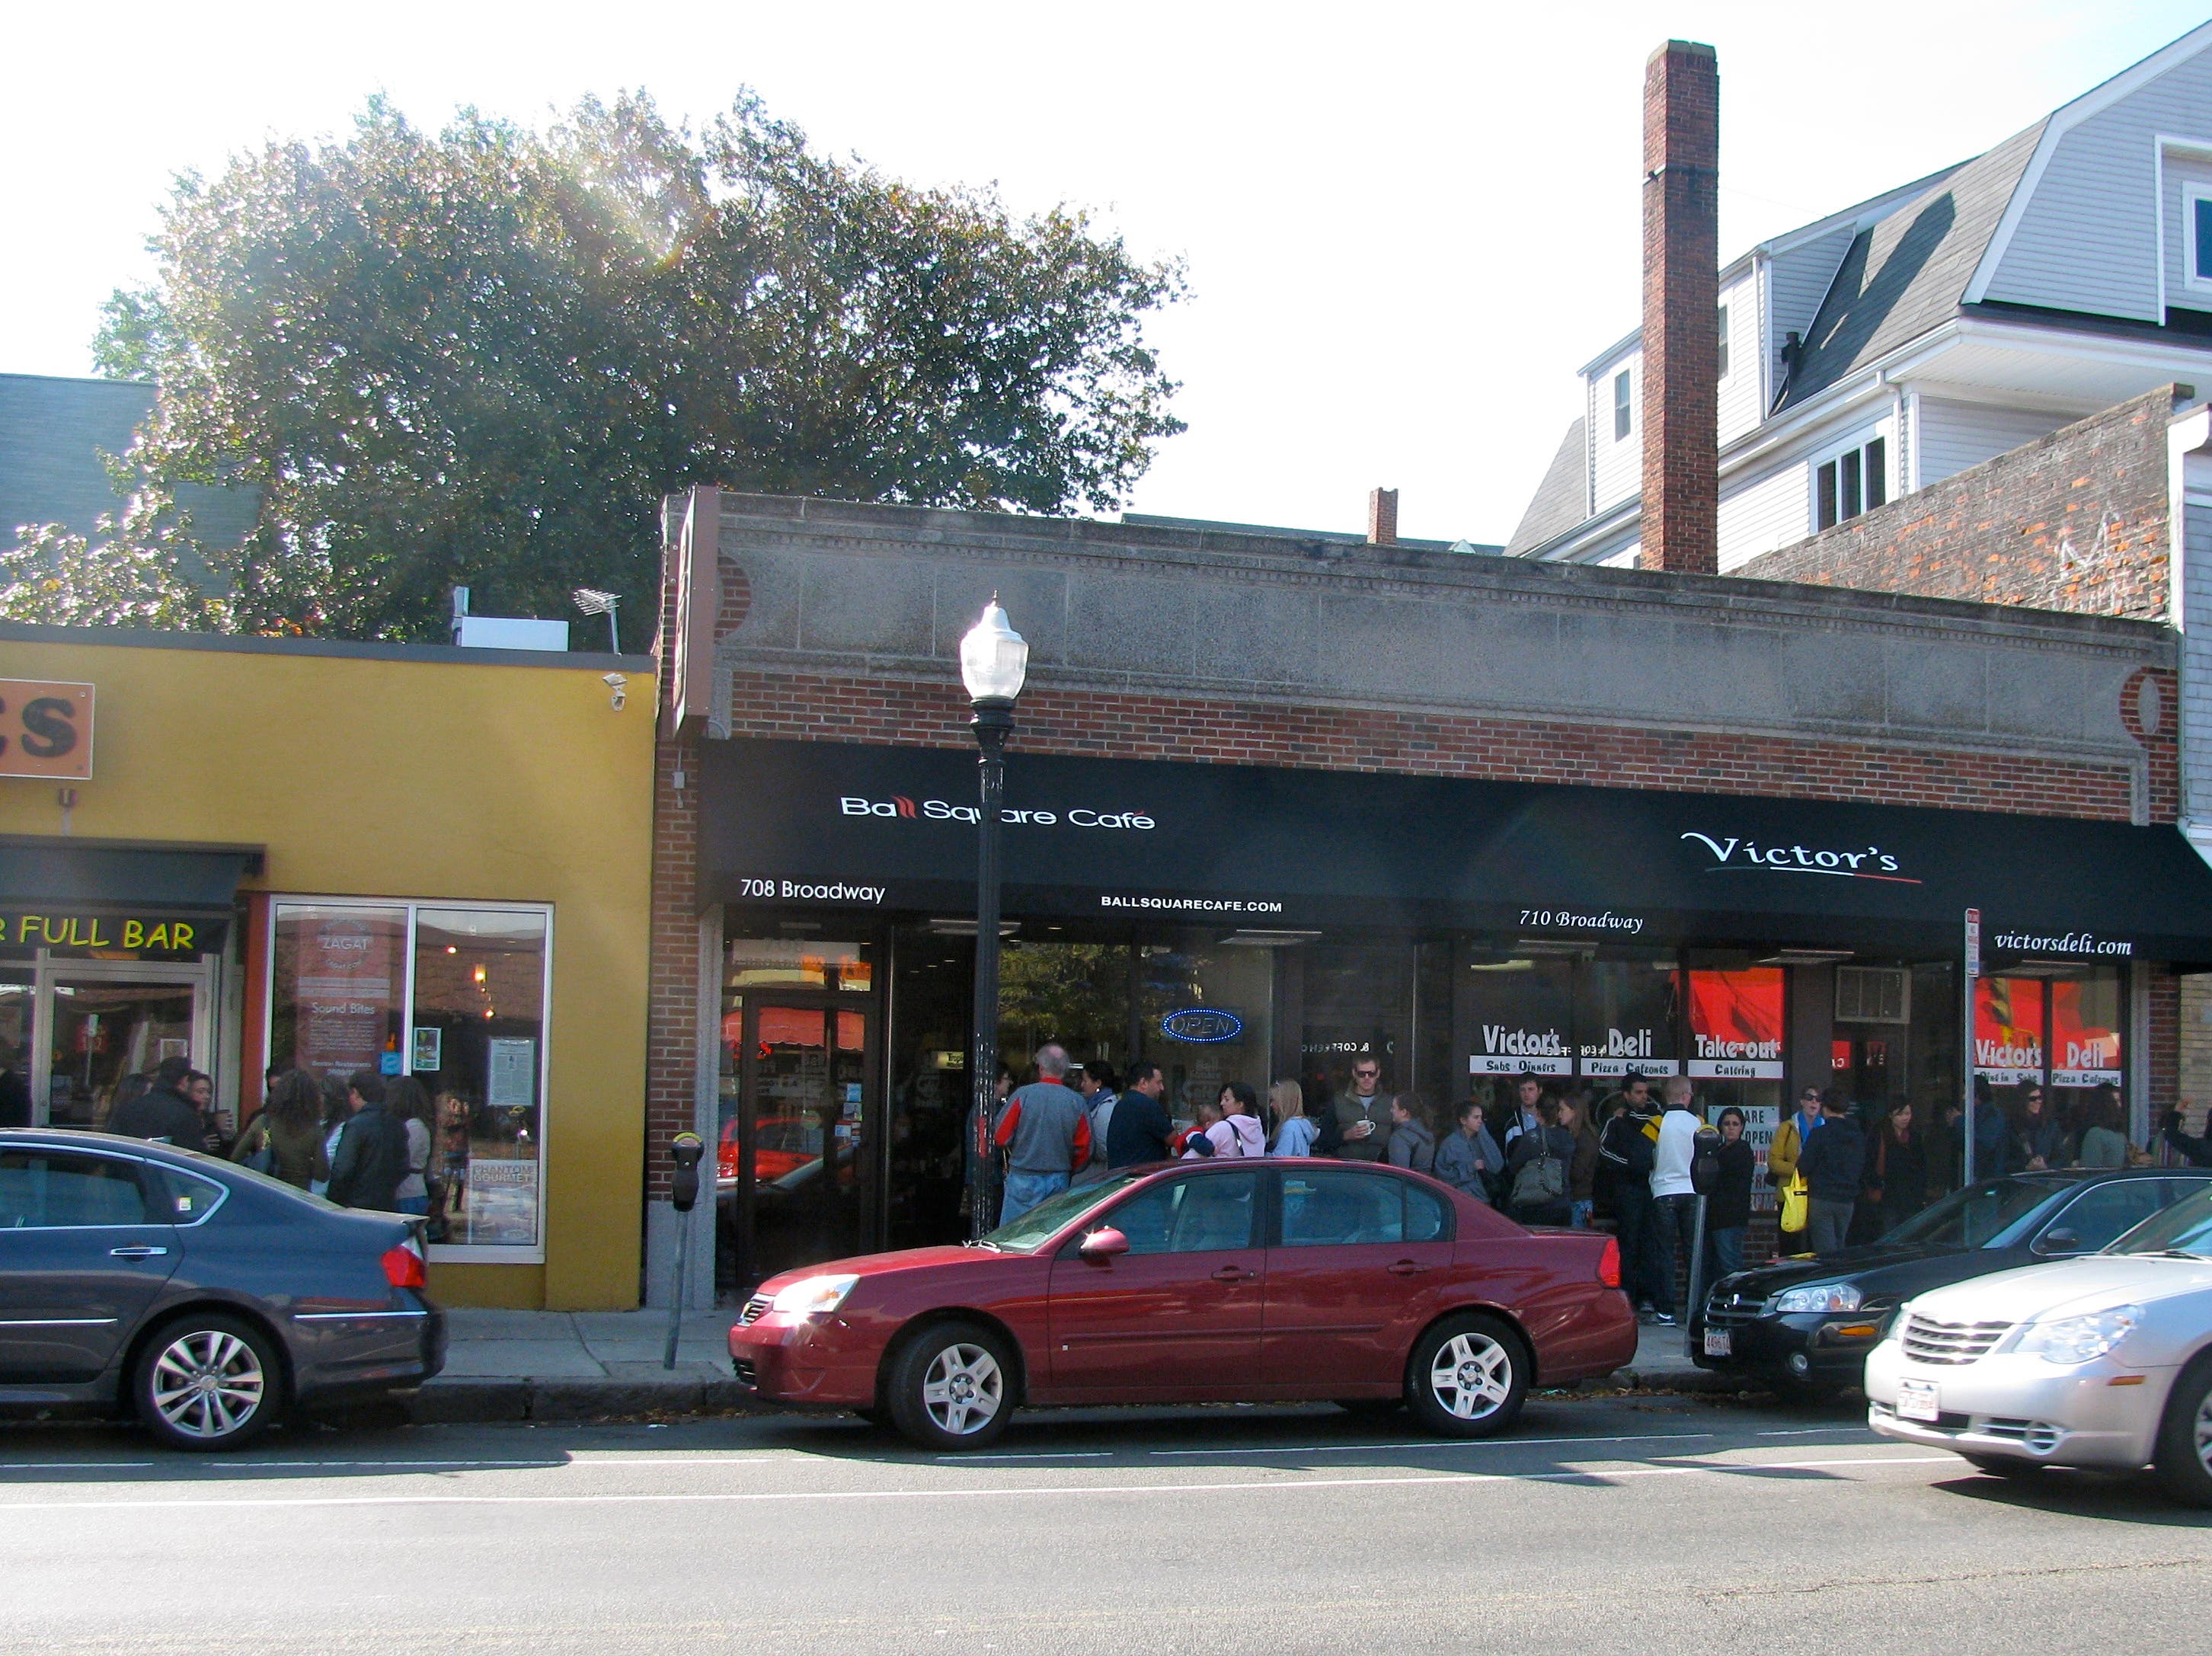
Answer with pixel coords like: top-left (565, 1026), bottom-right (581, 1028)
top-left (44, 977), bottom-right (200, 1130)
top-left (0, 973), bottom-right (30, 1127)
top-left (724, 998), bottom-right (875, 1294)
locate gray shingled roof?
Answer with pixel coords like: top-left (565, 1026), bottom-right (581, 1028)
top-left (1776, 120), bottom-right (2046, 409)
top-left (1504, 417), bottom-right (1588, 555)
top-left (0, 373), bottom-right (258, 555)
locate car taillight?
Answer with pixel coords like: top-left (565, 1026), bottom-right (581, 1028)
top-left (1597, 1236), bottom-right (1621, 1290)
top-left (382, 1244), bottom-right (427, 1290)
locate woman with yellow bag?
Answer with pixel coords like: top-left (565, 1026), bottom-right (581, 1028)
top-left (1769, 1085), bottom-right (1826, 1255)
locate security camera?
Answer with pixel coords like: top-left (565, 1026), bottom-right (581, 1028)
top-left (602, 672), bottom-right (628, 711)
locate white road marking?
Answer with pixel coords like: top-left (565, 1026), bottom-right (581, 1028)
top-left (0, 1453), bottom-right (1962, 1514)
top-left (1145, 1431), bottom-right (1719, 1457)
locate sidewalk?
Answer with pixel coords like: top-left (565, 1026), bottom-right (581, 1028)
top-left (398, 1309), bottom-right (1730, 1425)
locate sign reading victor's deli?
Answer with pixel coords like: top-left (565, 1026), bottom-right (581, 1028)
top-left (0, 679), bottom-right (93, 780)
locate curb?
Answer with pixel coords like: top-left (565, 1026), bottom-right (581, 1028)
top-left (401, 1375), bottom-right (763, 1426)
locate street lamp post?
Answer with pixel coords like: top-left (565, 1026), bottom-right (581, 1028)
top-left (961, 597), bottom-right (1029, 1241)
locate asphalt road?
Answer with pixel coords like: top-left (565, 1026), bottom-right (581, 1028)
top-left (5, 1392), bottom-right (2209, 1654)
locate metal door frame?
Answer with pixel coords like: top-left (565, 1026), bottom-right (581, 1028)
top-left (14, 954), bottom-right (218, 1128)
top-left (730, 991), bottom-right (881, 1293)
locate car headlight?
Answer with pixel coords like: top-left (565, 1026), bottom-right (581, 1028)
top-left (2015, 1304), bottom-right (2141, 1365)
top-left (769, 1274), bottom-right (859, 1317)
top-left (1772, 1283), bottom-right (1864, 1314)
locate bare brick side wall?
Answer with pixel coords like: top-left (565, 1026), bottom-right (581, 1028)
top-left (719, 669), bottom-right (2146, 820)
top-left (1735, 386), bottom-right (2179, 619)
top-left (2123, 667), bottom-right (2182, 823)
top-left (2150, 964), bottom-right (2180, 1117)
top-left (646, 525), bottom-right (700, 1203)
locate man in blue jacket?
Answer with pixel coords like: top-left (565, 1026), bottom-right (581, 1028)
top-left (1104, 1063), bottom-right (1171, 1168)
top-left (1798, 1092), bottom-right (1867, 1257)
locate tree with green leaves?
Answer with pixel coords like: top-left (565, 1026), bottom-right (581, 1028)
top-left (5, 92), bottom-right (1183, 640)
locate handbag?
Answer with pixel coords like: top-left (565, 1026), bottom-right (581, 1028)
top-left (1779, 1172), bottom-right (1809, 1232)
top-left (1511, 1129), bottom-right (1568, 1207)
top-left (240, 1121), bottom-right (276, 1176)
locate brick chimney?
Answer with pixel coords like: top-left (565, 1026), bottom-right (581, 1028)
top-left (1638, 40), bottom-right (1718, 575)
top-left (1367, 487), bottom-right (1399, 546)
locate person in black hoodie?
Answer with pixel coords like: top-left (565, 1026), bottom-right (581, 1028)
top-left (1104, 1063), bottom-right (1172, 1168)
top-left (1597, 1080), bottom-right (1664, 1318)
top-left (1702, 1107), bottom-right (1756, 1284)
top-left (108, 1055), bottom-right (209, 1152)
top-left (1798, 1093), bottom-right (1866, 1257)
top-left (326, 1069), bottom-right (411, 1211)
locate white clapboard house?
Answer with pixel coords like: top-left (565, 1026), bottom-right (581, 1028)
top-left (1507, 21), bottom-right (2212, 568)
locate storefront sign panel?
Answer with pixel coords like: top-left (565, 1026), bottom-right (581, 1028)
top-left (1974, 977), bottom-right (2045, 1085)
top-left (2050, 978), bottom-right (2122, 1087)
top-left (1686, 968), bottom-right (1785, 1079)
top-left (280, 907), bottom-right (405, 1078)
top-left (0, 679), bottom-right (93, 779)
top-left (0, 907), bottom-right (222, 955)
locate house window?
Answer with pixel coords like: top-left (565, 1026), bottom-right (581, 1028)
top-left (1613, 369), bottom-right (1632, 440)
top-left (2192, 187), bottom-right (2212, 287)
top-left (1814, 436), bottom-right (1888, 531)
top-left (1717, 304), bottom-right (1730, 379)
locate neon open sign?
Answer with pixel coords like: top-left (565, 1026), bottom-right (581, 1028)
top-left (1161, 1009), bottom-right (1244, 1044)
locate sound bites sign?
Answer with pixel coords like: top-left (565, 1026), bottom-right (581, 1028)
top-left (0, 679), bottom-right (93, 780)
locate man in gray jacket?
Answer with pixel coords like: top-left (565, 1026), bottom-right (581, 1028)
top-left (991, 1044), bottom-right (1092, 1223)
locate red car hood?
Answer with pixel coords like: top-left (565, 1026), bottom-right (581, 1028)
top-left (755, 1243), bottom-right (1012, 1297)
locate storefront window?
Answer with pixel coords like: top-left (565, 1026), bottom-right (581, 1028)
top-left (1302, 943), bottom-right (1413, 1119)
top-left (1465, 957), bottom-right (1576, 1115)
top-left (0, 974), bottom-right (31, 1127)
top-left (270, 905), bottom-right (407, 1081)
top-left (2051, 970), bottom-right (2123, 1089)
top-left (1972, 976), bottom-right (2047, 1089)
top-left (1142, 938), bottom-right (1274, 1117)
top-left (411, 910), bottom-right (549, 1248)
top-left (268, 900), bottom-right (550, 1257)
top-left (1575, 956), bottom-right (1682, 1081)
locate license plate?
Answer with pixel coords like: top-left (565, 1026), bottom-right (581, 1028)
top-left (1702, 1327), bottom-right (1731, 1357)
top-left (1897, 1378), bottom-right (1941, 1422)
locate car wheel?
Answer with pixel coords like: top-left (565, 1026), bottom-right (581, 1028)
top-left (133, 1313), bottom-right (283, 1453)
top-left (1961, 1453), bottom-right (2046, 1481)
top-left (887, 1322), bottom-right (1015, 1451)
top-left (2152, 1354), bottom-right (2212, 1509)
top-left (1405, 1313), bottom-right (1528, 1439)
top-left (1333, 1399), bottom-right (1402, 1421)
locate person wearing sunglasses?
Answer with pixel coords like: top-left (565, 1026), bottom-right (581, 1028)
top-left (1327, 1059), bottom-right (1398, 1162)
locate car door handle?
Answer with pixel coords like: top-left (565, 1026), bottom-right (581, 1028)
top-left (1211, 1266), bottom-right (1256, 1283)
top-left (109, 1245), bottom-right (170, 1259)
top-left (1386, 1260), bottom-right (1430, 1277)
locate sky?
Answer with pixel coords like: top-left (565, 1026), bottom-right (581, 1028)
top-left (6, 1), bottom-right (2210, 545)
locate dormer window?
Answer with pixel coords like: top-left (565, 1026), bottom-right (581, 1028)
top-left (1613, 369), bottom-right (1632, 440)
top-left (2189, 184), bottom-right (2212, 288)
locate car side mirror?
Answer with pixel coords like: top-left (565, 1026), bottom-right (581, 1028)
top-left (1079, 1227), bottom-right (1130, 1262)
top-left (2036, 1226), bottom-right (2081, 1255)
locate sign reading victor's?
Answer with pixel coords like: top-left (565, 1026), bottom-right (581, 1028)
top-left (1466, 957), bottom-right (1574, 1076)
top-left (1974, 977), bottom-right (2045, 1086)
top-left (0, 680), bottom-right (93, 780)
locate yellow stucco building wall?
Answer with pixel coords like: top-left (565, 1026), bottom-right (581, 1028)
top-left (0, 627), bottom-right (654, 1309)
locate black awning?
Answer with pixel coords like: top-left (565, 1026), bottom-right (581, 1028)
top-left (698, 739), bottom-right (2212, 963)
top-left (0, 836), bottom-right (263, 954)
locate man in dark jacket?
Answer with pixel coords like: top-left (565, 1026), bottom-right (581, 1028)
top-left (1104, 1063), bottom-right (1172, 1168)
top-left (109, 1055), bottom-right (209, 1152)
top-left (327, 1069), bottom-right (409, 1210)
top-left (1597, 1084), bottom-right (1663, 1318)
top-left (1798, 1094), bottom-right (1867, 1256)
top-left (2163, 1106), bottom-right (2212, 1167)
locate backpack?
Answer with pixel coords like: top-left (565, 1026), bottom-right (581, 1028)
top-left (1511, 1129), bottom-right (1568, 1207)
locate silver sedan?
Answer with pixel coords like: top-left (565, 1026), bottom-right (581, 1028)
top-left (1865, 1181), bottom-right (2212, 1506)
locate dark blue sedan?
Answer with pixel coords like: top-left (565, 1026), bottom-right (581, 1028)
top-left (0, 1127), bottom-right (445, 1450)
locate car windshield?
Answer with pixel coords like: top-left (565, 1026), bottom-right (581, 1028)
top-left (2108, 1183), bottom-right (2212, 1257)
top-left (1879, 1176), bottom-right (2067, 1250)
top-left (981, 1176), bottom-right (1142, 1253)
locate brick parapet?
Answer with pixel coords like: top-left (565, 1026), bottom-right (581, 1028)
top-left (1734, 387), bottom-right (2180, 619)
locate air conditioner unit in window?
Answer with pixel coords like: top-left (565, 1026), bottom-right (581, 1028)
top-left (1836, 966), bottom-right (1910, 1024)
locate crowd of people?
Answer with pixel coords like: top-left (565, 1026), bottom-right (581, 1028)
top-left (72, 1053), bottom-right (479, 1236)
top-left (982, 1047), bottom-right (2212, 1321)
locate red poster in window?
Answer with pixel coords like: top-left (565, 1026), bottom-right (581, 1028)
top-left (757, 1007), bottom-right (829, 1048)
top-left (1687, 968), bottom-right (1785, 1079)
top-left (1974, 977), bottom-right (2044, 1085)
top-left (2050, 980), bottom-right (2121, 1086)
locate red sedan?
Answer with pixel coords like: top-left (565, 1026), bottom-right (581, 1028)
top-left (729, 1159), bottom-right (1636, 1450)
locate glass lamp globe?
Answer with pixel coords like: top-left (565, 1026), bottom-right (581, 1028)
top-left (959, 598), bottom-right (1029, 703)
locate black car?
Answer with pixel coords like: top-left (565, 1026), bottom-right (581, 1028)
top-left (0, 1128), bottom-right (446, 1450)
top-left (1691, 1167), bottom-right (2212, 1396)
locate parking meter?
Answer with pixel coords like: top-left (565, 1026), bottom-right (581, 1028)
top-left (664, 1133), bottom-right (707, 1368)
top-left (1689, 1126), bottom-right (1722, 1196)
top-left (1686, 1125), bottom-right (1723, 1328)
top-left (670, 1132), bottom-right (705, 1213)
